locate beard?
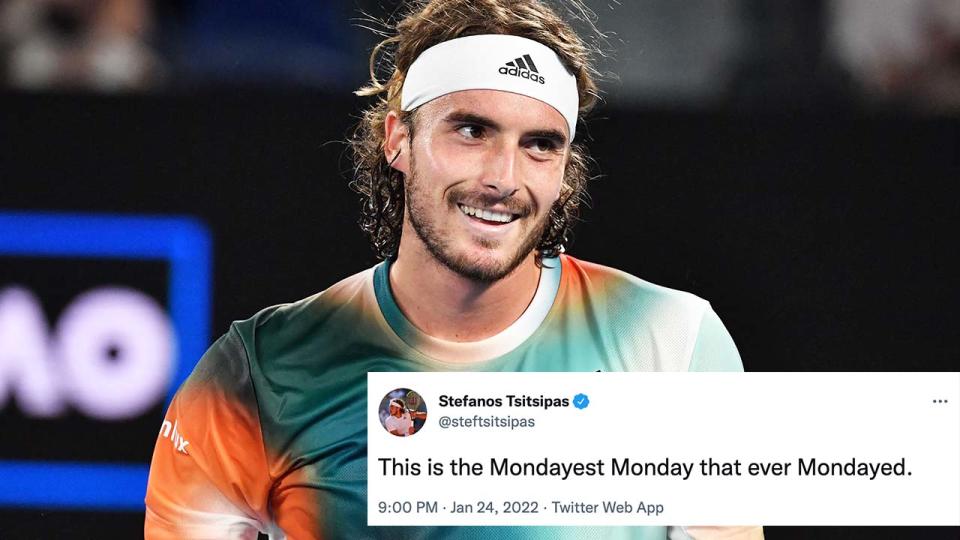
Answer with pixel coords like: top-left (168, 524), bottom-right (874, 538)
top-left (403, 159), bottom-right (551, 283)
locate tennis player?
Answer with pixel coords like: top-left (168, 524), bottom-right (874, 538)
top-left (145, 1), bottom-right (762, 538)
top-left (385, 398), bottom-right (426, 436)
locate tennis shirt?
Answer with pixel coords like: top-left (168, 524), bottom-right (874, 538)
top-left (145, 255), bottom-right (746, 539)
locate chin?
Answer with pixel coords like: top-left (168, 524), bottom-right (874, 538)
top-left (441, 244), bottom-right (531, 283)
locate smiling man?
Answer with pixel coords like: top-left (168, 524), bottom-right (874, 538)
top-left (384, 84), bottom-right (570, 342)
top-left (145, 1), bottom-right (761, 539)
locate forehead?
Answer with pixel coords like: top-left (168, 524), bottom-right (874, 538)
top-left (416, 89), bottom-right (569, 137)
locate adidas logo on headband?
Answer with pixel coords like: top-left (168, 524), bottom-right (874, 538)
top-left (498, 54), bottom-right (545, 84)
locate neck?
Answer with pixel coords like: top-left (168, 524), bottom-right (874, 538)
top-left (389, 240), bottom-right (541, 342)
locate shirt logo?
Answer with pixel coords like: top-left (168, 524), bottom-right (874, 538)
top-left (498, 54), bottom-right (545, 84)
top-left (159, 419), bottom-right (190, 454)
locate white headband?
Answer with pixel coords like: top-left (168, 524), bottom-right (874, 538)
top-left (400, 34), bottom-right (579, 139)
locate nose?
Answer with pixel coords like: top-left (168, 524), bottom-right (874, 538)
top-left (481, 144), bottom-right (520, 199)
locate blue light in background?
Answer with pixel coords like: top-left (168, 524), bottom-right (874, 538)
top-left (0, 211), bottom-right (212, 510)
top-left (0, 462), bottom-right (150, 510)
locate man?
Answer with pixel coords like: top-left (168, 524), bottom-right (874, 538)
top-left (145, 0), bottom-right (762, 538)
top-left (384, 398), bottom-right (425, 436)
top-left (384, 399), bottom-right (413, 436)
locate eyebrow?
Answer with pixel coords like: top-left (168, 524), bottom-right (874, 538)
top-left (443, 110), bottom-right (568, 146)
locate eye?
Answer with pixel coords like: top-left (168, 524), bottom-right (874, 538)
top-left (527, 137), bottom-right (560, 155)
top-left (456, 124), bottom-right (485, 139)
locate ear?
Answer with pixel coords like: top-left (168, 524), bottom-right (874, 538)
top-left (384, 110), bottom-right (410, 175)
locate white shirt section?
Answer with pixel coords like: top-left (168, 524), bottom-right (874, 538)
top-left (384, 412), bottom-right (413, 436)
top-left (401, 34), bottom-right (579, 138)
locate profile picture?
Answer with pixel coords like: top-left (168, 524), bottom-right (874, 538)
top-left (379, 388), bottom-right (428, 437)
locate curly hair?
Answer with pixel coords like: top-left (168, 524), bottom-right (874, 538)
top-left (349, 0), bottom-right (602, 262)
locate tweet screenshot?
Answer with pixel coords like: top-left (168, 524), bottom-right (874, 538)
top-left (368, 372), bottom-right (959, 526)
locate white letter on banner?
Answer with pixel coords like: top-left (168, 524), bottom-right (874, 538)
top-left (0, 286), bottom-right (64, 416)
top-left (55, 287), bottom-right (175, 420)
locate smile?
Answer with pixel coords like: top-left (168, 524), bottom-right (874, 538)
top-left (457, 204), bottom-right (517, 224)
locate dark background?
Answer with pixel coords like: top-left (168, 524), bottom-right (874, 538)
top-left (0, 256), bottom-right (168, 463)
top-left (5, 92), bottom-right (957, 372)
top-left (2, 90), bottom-right (957, 538)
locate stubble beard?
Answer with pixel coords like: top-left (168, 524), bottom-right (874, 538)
top-left (403, 158), bottom-right (550, 283)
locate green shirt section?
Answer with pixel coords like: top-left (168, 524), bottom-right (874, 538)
top-left (151, 255), bottom-right (743, 539)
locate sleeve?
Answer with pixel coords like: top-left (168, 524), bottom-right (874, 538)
top-left (671, 307), bottom-right (763, 539)
top-left (144, 325), bottom-right (275, 540)
top-left (687, 306), bottom-right (744, 372)
top-left (670, 526), bottom-right (765, 540)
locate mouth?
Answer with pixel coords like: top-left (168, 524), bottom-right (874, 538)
top-left (457, 203), bottom-right (520, 225)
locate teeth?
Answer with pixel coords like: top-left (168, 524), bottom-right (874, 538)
top-left (459, 204), bottom-right (513, 223)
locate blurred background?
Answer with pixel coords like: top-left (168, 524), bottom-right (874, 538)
top-left (1, 0), bottom-right (957, 538)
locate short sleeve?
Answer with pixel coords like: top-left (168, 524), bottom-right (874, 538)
top-left (671, 526), bottom-right (765, 539)
top-left (676, 310), bottom-right (761, 539)
top-left (687, 307), bottom-right (744, 372)
top-left (144, 326), bottom-right (274, 539)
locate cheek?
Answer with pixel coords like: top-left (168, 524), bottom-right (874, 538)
top-left (548, 183), bottom-right (563, 210)
top-left (553, 178), bottom-right (564, 200)
top-left (521, 164), bottom-right (565, 208)
top-left (421, 136), bottom-right (489, 176)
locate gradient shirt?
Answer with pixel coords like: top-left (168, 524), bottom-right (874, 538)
top-left (145, 255), bottom-right (747, 539)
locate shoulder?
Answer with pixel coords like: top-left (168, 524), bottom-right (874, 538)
top-left (227, 266), bottom-right (375, 348)
top-left (560, 255), bottom-right (709, 319)
top-left (233, 267), bottom-right (374, 335)
top-left (194, 266), bottom-right (381, 386)
top-left (558, 255), bottom-right (718, 371)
